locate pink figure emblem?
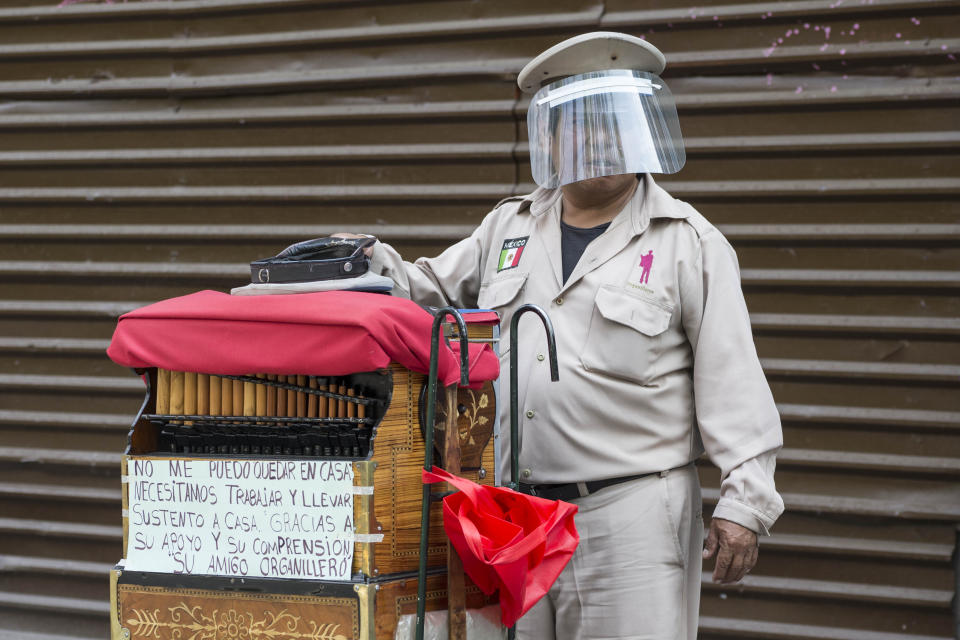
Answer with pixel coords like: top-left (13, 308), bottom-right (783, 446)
top-left (639, 250), bottom-right (654, 284)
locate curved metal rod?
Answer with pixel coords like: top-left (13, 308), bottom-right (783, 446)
top-left (448, 311), bottom-right (472, 388)
top-left (509, 304), bottom-right (559, 492)
top-left (416, 306), bottom-right (469, 640)
top-left (422, 306), bottom-right (469, 473)
top-left (507, 304), bottom-right (558, 639)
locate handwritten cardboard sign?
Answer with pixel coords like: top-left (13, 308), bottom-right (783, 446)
top-left (125, 458), bottom-right (356, 580)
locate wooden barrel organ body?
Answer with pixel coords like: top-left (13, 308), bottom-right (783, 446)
top-left (110, 319), bottom-right (500, 640)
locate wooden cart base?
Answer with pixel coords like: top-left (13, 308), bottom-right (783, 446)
top-left (111, 569), bottom-right (495, 640)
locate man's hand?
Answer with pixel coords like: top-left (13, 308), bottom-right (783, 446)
top-left (330, 233), bottom-right (375, 257)
top-left (702, 518), bottom-right (758, 584)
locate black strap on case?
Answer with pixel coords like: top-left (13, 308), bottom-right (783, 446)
top-left (249, 236), bottom-right (377, 284)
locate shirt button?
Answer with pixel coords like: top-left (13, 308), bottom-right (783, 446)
top-left (521, 469), bottom-right (532, 479)
top-left (537, 353), bottom-right (545, 361)
top-left (526, 410), bottom-right (535, 419)
top-left (555, 297), bottom-right (564, 305)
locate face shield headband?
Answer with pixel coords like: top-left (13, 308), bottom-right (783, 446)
top-left (527, 70), bottom-right (685, 189)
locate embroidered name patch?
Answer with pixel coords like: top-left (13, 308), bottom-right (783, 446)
top-left (498, 236), bottom-right (528, 272)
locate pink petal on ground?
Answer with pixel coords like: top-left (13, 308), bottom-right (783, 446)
top-left (830, 86), bottom-right (837, 92)
top-left (795, 86), bottom-right (804, 93)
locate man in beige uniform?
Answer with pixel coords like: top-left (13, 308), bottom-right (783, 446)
top-left (342, 32), bottom-right (784, 640)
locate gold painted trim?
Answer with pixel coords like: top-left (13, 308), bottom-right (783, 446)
top-left (109, 568), bottom-right (123, 640)
top-left (120, 456), bottom-right (129, 555)
top-left (353, 460), bottom-right (377, 577)
top-left (117, 585), bottom-right (358, 639)
top-left (354, 583), bottom-right (376, 640)
top-left (125, 603), bottom-right (349, 639)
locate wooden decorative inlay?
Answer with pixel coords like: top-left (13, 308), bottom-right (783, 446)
top-left (423, 381), bottom-right (496, 471)
top-left (118, 585), bottom-right (358, 640)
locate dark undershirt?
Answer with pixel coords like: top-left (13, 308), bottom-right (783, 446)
top-left (561, 219), bottom-right (611, 284)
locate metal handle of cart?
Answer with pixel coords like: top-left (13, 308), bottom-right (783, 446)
top-left (416, 307), bottom-right (471, 640)
top-left (506, 304), bottom-right (559, 640)
top-left (415, 304), bottom-right (558, 640)
top-left (509, 304), bottom-right (559, 491)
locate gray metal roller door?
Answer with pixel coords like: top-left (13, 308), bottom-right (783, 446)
top-left (0, 0), bottom-right (957, 638)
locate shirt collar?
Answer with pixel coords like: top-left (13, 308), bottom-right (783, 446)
top-left (521, 174), bottom-right (690, 236)
top-left (527, 186), bottom-right (561, 217)
top-left (645, 174), bottom-right (692, 223)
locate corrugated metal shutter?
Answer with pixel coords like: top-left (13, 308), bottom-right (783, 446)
top-left (0, 0), bottom-right (957, 638)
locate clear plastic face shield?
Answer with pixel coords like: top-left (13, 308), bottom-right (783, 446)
top-left (527, 70), bottom-right (685, 189)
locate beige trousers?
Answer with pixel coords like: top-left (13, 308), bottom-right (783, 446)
top-left (516, 464), bottom-right (704, 640)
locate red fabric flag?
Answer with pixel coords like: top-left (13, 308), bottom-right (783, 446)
top-left (422, 467), bottom-right (579, 627)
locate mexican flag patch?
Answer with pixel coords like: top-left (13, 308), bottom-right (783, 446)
top-left (498, 236), bottom-right (528, 272)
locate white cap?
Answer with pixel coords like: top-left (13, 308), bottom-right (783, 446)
top-left (517, 31), bottom-right (667, 94)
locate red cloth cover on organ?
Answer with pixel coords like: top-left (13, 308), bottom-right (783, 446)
top-left (422, 467), bottom-right (579, 627)
top-left (107, 290), bottom-right (499, 386)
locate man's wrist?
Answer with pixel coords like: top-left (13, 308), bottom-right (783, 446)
top-left (712, 498), bottom-right (770, 536)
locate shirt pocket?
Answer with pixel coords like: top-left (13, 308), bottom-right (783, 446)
top-left (477, 272), bottom-right (528, 311)
top-left (477, 273), bottom-right (528, 358)
top-left (580, 284), bottom-right (673, 385)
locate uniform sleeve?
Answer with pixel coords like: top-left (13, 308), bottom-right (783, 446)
top-left (713, 452), bottom-right (783, 535)
top-left (680, 229), bottom-right (785, 535)
top-left (367, 221), bottom-right (488, 309)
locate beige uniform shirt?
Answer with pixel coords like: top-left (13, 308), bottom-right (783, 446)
top-left (370, 175), bottom-right (784, 534)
